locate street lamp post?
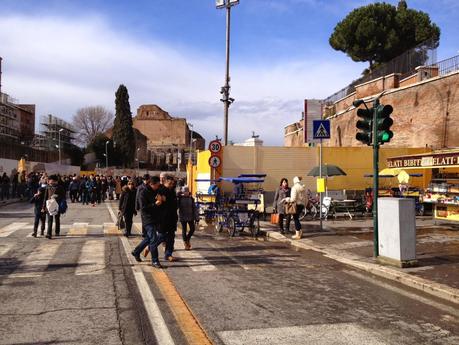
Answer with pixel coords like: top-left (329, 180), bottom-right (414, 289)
top-left (217, 0), bottom-right (239, 146)
top-left (58, 128), bottom-right (64, 165)
top-left (188, 123), bottom-right (193, 163)
top-left (105, 141), bottom-right (110, 168)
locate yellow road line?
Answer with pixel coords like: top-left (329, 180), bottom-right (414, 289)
top-left (151, 270), bottom-right (213, 345)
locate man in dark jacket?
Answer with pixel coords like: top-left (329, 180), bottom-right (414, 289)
top-left (118, 181), bottom-right (137, 237)
top-left (30, 187), bottom-right (46, 237)
top-left (42, 175), bottom-right (66, 239)
top-left (135, 174), bottom-right (150, 237)
top-left (131, 176), bottom-right (166, 268)
top-left (162, 175), bottom-right (178, 262)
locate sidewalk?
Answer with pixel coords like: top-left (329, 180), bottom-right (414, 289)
top-left (260, 218), bottom-right (459, 305)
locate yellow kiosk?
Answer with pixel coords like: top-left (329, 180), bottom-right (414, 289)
top-left (387, 149), bottom-right (459, 223)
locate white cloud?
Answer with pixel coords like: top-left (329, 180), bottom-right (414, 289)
top-left (0, 14), bottom-right (362, 145)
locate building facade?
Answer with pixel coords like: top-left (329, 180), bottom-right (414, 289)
top-left (0, 93), bottom-right (35, 143)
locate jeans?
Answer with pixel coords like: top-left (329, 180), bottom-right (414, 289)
top-left (82, 191), bottom-right (89, 205)
top-left (292, 205), bottom-right (304, 231)
top-left (124, 212), bottom-right (134, 235)
top-left (181, 221), bottom-right (195, 242)
top-left (165, 230), bottom-right (176, 258)
top-left (34, 212), bottom-right (46, 234)
top-left (47, 213), bottom-right (61, 236)
top-left (132, 223), bottom-right (165, 263)
top-left (278, 213), bottom-right (291, 232)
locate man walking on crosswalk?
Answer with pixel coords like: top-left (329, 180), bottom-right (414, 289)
top-left (131, 176), bottom-right (167, 268)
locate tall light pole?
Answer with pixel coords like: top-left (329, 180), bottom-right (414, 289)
top-left (188, 123), bottom-right (193, 163)
top-left (58, 128), bottom-right (64, 165)
top-left (217, 0), bottom-right (239, 146)
top-left (105, 140), bottom-right (110, 168)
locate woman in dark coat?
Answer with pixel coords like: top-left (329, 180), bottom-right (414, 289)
top-left (118, 181), bottom-right (137, 237)
top-left (273, 178), bottom-right (291, 234)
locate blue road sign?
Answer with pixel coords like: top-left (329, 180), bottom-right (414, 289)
top-left (313, 120), bottom-right (331, 139)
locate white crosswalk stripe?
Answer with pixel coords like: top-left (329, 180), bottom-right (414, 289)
top-left (0, 243), bottom-right (13, 257)
top-left (75, 240), bottom-right (106, 275)
top-left (0, 222), bottom-right (29, 237)
top-left (9, 241), bottom-right (62, 278)
top-left (174, 240), bottom-right (217, 272)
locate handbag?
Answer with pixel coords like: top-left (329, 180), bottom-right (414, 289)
top-left (270, 213), bottom-right (279, 224)
top-left (116, 212), bottom-right (126, 230)
top-left (284, 202), bottom-right (297, 215)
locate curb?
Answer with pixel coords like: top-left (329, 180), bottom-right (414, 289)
top-left (261, 228), bottom-right (459, 306)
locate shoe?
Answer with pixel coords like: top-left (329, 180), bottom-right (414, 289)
top-left (292, 230), bottom-right (303, 240)
top-left (131, 251), bottom-right (142, 262)
top-left (46, 234), bottom-right (52, 239)
top-left (55, 233), bottom-right (60, 237)
top-left (31, 232), bottom-right (37, 238)
top-left (185, 241), bottom-right (192, 250)
top-left (152, 261), bottom-right (163, 269)
top-left (280, 230), bottom-right (285, 234)
top-left (40, 231), bottom-right (44, 236)
top-left (165, 256), bottom-right (177, 262)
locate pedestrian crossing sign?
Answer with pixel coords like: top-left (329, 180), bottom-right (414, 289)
top-left (312, 120), bottom-right (330, 139)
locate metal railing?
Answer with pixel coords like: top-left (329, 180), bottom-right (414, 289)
top-left (429, 55), bottom-right (459, 76)
top-left (323, 39), bottom-right (438, 106)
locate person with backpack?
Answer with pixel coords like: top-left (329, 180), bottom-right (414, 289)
top-left (42, 175), bottom-right (66, 239)
top-left (178, 186), bottom-right (196, 250)
top-left (285, 176), bottom-right (306, 240)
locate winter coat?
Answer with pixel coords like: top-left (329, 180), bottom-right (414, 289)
top-left (273, 187), bottom-right (291, 215)
top-left (139, 185), bottom-right (164, 226)
top-left (115, 180), bottom-right (122, 194)
top-left (287, 178), bottom-right (306, 206)
top-left (42, 184), bottom-right (65, 212)
top-left (178, 195), bottom-right (196, 222)
top-left (119, 186), bottom-right (137, 216)
top-left (30, 188), bottom-right (46, 215)
top-left (135, 183), bottom-right (147, 211)
top-left (162, 187), bottom-right (178, 232)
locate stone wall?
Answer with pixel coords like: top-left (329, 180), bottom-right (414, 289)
top-left (328, 71), bottom-right (459, 148)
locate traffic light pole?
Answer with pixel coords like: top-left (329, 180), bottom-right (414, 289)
top-left (373, 99), bottom-right (380, 258)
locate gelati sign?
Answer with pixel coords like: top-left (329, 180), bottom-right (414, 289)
top-left (387, 152), bottom-right (459, 169)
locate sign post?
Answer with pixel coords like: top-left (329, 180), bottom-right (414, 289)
top-left (313, 120), bottom-right (330, 232)
top-left (208, 139), bottom-right (223, 181)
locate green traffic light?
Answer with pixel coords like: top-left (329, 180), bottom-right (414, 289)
top-left (381, 132), bottom-right (390, 142)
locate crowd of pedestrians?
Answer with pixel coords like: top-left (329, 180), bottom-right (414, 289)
top-left (128, 173), bottom-right (196, 269)
top-left (25, 170), bottom-right (196, 268)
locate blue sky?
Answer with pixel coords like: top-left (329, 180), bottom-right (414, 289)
top-left (1, 0), bottom-right (458, 145)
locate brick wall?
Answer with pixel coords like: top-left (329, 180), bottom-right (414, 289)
top-left (328, 71), bottom-right (459, 148)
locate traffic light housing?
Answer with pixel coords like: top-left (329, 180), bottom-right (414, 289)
top-left (355, 107), bottom-right (373, 145)
top-left (375, 104), bottom-right (394, 144)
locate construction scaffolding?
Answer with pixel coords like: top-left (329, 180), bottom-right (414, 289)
top-left (33, 114), bottom-right (75, 151)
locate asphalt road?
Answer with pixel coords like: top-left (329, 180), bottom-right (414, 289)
top-left (1, 200), bottom-right (459, 345)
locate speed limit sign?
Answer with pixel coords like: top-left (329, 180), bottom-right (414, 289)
top-left (208, 140), bottom-right (222, 154)
top-left (208, 155), bottom-right (221, 168)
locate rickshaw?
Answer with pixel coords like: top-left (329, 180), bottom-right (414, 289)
top-left (215, 174), bottom-right (266, 237)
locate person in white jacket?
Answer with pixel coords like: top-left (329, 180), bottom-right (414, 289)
top-left (286, 176), bottom-right (306, 239)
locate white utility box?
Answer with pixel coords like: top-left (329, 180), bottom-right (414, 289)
top-left (378, 198), bottom-right (417, 267)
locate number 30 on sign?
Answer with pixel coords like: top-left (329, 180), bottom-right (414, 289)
top-left (208, 140), bottom-right (222, 153)
top-left (208, 156), bottom-right (221, 168)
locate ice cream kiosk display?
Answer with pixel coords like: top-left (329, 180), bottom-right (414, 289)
top-left (386, 149), bottom-right (459, 224)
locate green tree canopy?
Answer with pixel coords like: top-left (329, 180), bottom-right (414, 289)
top-left (329, 1), bottom-right (440, 70)
top-left (87, 133), bottom-right (119, 167)
top-left (112, 85), bottom-right (135, 168)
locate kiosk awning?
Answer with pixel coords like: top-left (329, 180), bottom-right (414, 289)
top-left (387, 149), bottom-right (459, 170)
